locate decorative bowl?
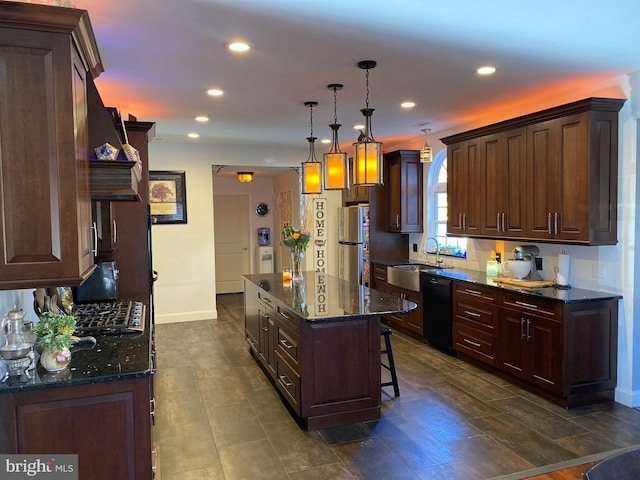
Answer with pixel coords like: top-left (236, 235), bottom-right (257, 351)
top-left (94, 142), bottom-right (119, 160)
top-left (503, 259), bottom-right (531, 279)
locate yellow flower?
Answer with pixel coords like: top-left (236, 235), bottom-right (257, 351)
top-left (292, 232), bottom-right (300, 240)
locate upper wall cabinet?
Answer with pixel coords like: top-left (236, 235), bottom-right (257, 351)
top-left (442, 98), bottom-right (625, 245)
top-left (0, 3), bottom-right (103, 289)
top-left (385, 150), bottom-right (423, 233)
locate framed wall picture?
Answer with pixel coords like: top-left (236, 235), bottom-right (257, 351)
top-left (149, 170), bottom-right (187, 224)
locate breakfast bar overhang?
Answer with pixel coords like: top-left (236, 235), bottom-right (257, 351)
top-left (243, 272), bottom-right (416, 430)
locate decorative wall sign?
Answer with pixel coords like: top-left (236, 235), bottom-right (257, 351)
top-left (312, 198), bottom-right (328, 317)
top-left (149, 170), bottom-right (187, 224)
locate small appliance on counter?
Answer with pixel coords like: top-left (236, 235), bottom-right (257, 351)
top-left (510, 245), bottom-right (543, 281)
top-left (0, 305), bottom-right (36, 382)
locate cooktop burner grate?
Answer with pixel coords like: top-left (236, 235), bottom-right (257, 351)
top-left (73, 301), bottom-right (144, 335)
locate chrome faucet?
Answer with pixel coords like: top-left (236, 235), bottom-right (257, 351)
top-left (422, 237), bottom-right (442, 267)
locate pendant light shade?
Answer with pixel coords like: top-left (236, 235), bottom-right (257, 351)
top-left (353, 60), bottom-right (383, 186)
top-left (302, 101), bottom-right (322, 194)
top-left (323, 84), bottom-right (349, 190)
top-left (420, 128), bottom-right (433, 163)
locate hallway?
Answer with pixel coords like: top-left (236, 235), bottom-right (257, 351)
top-left (154, 293), bottom-right (640, 479)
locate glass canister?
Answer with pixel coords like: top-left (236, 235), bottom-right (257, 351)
top-left (0, 306), bottom-right (36, 370)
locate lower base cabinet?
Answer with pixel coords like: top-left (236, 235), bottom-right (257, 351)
top-left (0, 376), bottom-right (154, 479)
top-left (453, 280), bottom-right (618, 408)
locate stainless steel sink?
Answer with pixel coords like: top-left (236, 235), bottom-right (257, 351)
top-left (387, 265), bottom-right (424, 292)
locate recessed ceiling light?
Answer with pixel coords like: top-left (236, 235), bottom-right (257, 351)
top-left (187, 132), bottom-right (200, 139)
top-left (401, 101), bottom-right (416, 109)
top-left (353, 124), bottom-right (365, 130)
top-left (206, 88), bottom-right (224, 97)
top-left (320, 138), bottom-right (331, 144)
top-left (477, 65), bottom-right (497, 75)
top-left (225, 41), bottom-right (251, 52)
top-left (195, 116), bottom-right (209, 122)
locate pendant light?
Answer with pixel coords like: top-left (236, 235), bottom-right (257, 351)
top-left (301, 101), bottom-right (322, 194)
top-left (420, 128), bottom-right (433, 163)
top-left (353, 60), bottom-right (383, 186)
top-left (323, 84), bottom-right (349, 190)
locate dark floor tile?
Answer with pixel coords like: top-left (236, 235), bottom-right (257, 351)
top-left (568, 411), bottom-right (640, 446)
top-left (554, 432), bottom-right (624, 457)
top-left (488, 396), bottom-right (589, 440)
top-left (159, 420), bottom-right (223, 476)
top-left (468, 413), bottom-right (577, 466)
top-left (246, 386), bottom-right (296, 425)
top-left (331, 437), bottom-right (419, 480)
top-left (218, 439), bottom-right (288, 480)
top-left (440, 368), bottom-right (515, 402)
top-left (319, 422), bottom-right (375, 445)
top-left (264, 421), bottom-right (341, 472)
top-left (287, 463), bottom-right (356, 480)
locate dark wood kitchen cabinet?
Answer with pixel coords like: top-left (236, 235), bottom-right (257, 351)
top-left (442, 98), bottom-right (625, 245)
top-left (244, 279), bottom-right (277, 378)
top-left (447, 139), bottom-right (483, 236)
top-left (480, 129), bottom-right (527, 237)
top-left (384, 284), bottom-right (423, 335)
top-left (385, 150), bottom-right (423, 233)
top-left (0, 4), bottom-right (103, 289)
top-left (0, 376), bottom-right (154, 480)
top-left (452, 282), bottom-right (499, 365)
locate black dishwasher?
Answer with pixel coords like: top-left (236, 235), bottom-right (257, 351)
top-left (421, 273), bottom-right (456, 355)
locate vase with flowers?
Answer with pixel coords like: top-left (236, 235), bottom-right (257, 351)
top-left (282, 221), bottom-right (310, 281)
top-left (34, 312), bottom-right (76, 372)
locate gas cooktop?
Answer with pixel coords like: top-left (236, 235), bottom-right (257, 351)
top-left (73, 301), bottom-right (145, 336)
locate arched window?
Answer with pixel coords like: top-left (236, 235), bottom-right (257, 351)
top-left (426, 149), bottom-right (467, 257)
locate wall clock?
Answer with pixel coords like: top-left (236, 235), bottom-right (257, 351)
top-left (256, 202), bottom-right (269, 217)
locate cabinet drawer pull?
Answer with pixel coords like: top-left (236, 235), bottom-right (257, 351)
top-left (515, 300), bottom-right (538, 309)
top-left (278, 374), bottom-right (293, 387)
top-left (464, 310), bottom-right (481, 318)
top-left (463, 338), bottom-right (481, 348)
top-left (464, 288), bottom-right (483, 296)
top-left (280, 339), bottom-right (294, 349)
top-left (261, 296), bottom-right (272, 305)
top-left (279, 310), bottom-right (291, 320)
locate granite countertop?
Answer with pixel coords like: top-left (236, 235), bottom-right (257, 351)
top-left (243, 271), bottom-right (417, 321)
top-left (0, 293), bottom-right (152, 394)
top-left (373, 259), bottom-right (622, 303)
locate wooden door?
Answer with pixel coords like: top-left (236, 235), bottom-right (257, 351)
top-left (499, 309), bottom-right (527, 376)
top-left (214, 194), bottom-right (250, 293)
top-left (526, 120), bottom-right (557, 240)
top-left (502, 128), bottom-right (527, 237)
top-left (528, 314), bottom-right (562, 393)
top-left (480, 134), bottom-right (502, 236)
top-left (554, 113), bottom-right (589, 242)
top-left (387, 155), bottom-right (402, 231)
top-left (447, 143), bottom-right (465, 235)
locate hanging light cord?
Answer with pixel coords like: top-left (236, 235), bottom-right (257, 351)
top-left (309, 102), bottom-right (314, 137)
top-left (365, 68), bottom-right (370, 109)
top-left (333, 87), bottom-right (338, 124)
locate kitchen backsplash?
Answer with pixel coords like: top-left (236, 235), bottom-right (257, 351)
top-left (408, 234), bottom-right (622, 294)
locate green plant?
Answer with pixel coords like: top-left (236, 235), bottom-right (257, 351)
top-left (34, 312), bottom-right (76, 353)
top-left (281, 221), bottom-right (310, 255)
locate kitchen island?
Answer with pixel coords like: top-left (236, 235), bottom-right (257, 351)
top-left (243, 272), bottom-right (416, 430)
top-left (0, 294), bottom-right (154, 480)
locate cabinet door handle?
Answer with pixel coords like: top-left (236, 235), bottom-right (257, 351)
top-left (463, 213), bottom-right (467, 230)
top-left (112, 219), bottom-right (117, 244)
top-left (502, 212), bottom-right (506, 232)
top-left (497, 213), bottom-right (501, 231)
top-left (464, 310), bottom-right (481, 318)
top-left (520, 317), bottom-right (526, 339)
top-left (463, 338), bottom-right (481, 348)
top-left (150, 398), bottom-right (156, 425)
top-left (396, 214), bottom-right (400, 229)
top-left (278, 374), bottom-right (294, 387)
top-left (515, 300), bottom-right (538, 309)
top-left (526, 319), bottom-right (532, 341)
top-left (554, 212), bottom-right (559, 235)
top-left (280, 338), bottom-right (294, 349)
top-left (459, 213), bottom-right (462, 229)
top-left (92, 221), bottom-right (98, 255)
top-left (262, 314), bottom-right (269, 331)
top-left (548, 212), bottom-right (552, 234)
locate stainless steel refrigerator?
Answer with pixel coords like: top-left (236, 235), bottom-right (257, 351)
top-left (337, 205), bottom-right (370, 286)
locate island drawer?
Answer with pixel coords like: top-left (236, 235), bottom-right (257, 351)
top-left (276, 322), bottom-right (299, 371)
top-left (275, 352), bottom-right (300, 414)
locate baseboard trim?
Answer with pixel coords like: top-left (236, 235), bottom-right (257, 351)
top-left (615, 386), bottom-right (640, 407)
top-left (155, 309), bottom-right (218, 323)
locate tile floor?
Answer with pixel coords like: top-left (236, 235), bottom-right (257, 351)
top-left (154, 293), bottom-right (640, 480)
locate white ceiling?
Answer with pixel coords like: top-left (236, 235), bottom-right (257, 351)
top-left (73, 0), bottom-right (639, 164)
